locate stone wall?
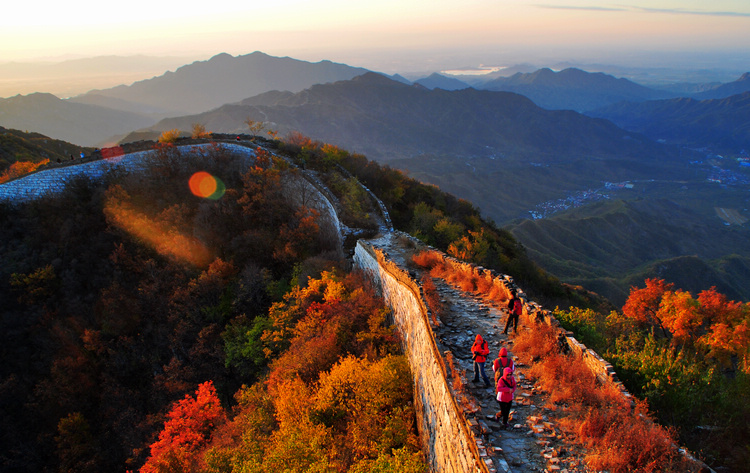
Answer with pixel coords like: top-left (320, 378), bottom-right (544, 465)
top-left (0, 144), bottom-right (222, 202)
top-left (354, 239), bottom-right (490, 473)
top-left (364, 235), bottom-right (710, 472)
top-left (0, 143), bottom-right (343, 251)
top-left (441, 255), bottom-right (623, 386)
top-left (421, 246), bottom-right (635, 400)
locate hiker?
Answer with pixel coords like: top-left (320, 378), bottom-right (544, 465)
top-left (503, 290), bottom-right (522, 334)
top-left (492, 347), bottom-right (514, 384)
top-left (471, 334), bottom-right (491, 387)
top-left (496, 367), bottom-right (516, 429)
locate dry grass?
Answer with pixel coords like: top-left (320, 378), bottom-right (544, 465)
top-left (412, 250), bottom-right (510, 304)
top-left (444, 351), bottom-right (480, 413)
top-left (412, 249), bottom-right (690, 471)
top-left (411, 250), bottom-right (444, 270)
top-left (580, 401), bottom-right (684, 473)
top-left (513, 323), bottom-right (686, 472)
top-left (420, 275), bottom-right (443, 327)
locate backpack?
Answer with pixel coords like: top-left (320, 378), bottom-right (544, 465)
top-left (513, 298), bottom-right (522, 315)
top-left (493, 357), bottom-right (510, 383)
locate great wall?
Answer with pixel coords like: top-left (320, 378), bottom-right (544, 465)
top-left (1, 141), bottom-right (711, 472)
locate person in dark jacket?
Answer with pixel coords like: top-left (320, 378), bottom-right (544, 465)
top-left (496, 367), bottom-right (517, 428)
top-left (504, 291), bottom-right (522, 335)
top-left (471, 334), bottom-right (491, 387)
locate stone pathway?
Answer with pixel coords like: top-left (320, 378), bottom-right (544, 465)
top-left (428, 278), bottom-right (588, 473)
top-left (364, 230), bottom-right (590, 473)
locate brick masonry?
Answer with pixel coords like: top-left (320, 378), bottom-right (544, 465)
top-left (354, 236), bottom-right (490, 473)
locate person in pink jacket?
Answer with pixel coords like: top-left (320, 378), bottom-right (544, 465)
top-left (492, 347), bottom-right (514, 384)
top-left (496, 367), bottom-right (516, 429)
top-left (471, 334), bottom-right (491, 387)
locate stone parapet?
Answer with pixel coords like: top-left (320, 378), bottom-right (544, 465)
top-left (354, 239), bottom-right (489, 473)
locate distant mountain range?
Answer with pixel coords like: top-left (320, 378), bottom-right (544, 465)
top-left (0, 93), bottom-right (155, 147)
top-left (480, 67), bottom-right (674, 111)
top-left (507, 199), bottom-right (750, 305)
top-left (129, 71), bottom-right (671, 165)
top-left (71, 51), bottom-right (370, 117)
top-left (413, 73), bottom-right (471, 91)
top-left (693, 72), bottom-right (750, 100)
top-left (590, 91), bottom-right (750, 153)
top-left (5, 51), bottom-right (750, 305)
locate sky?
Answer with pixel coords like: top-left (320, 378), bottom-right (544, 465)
top-left (2, 0), bottom-right (750, 74)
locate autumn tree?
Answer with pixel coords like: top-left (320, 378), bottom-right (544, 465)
top-left (140, 381), bottom-right (226, 473)
top-left (0, 158), bottom-right (49, 183)
top-left (191, 123), bottom-right (210, 139)
top-left (244, 118), bottom-right (266, 138)
top-left (622, 278), bottom-right (674, 337)
top-left (158, 129), bottom-right (182, 144)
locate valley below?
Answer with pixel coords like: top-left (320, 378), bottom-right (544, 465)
top-left (393, 148), bottom-right (750, 306)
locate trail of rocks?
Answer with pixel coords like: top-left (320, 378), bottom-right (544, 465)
top-left (372, 233), bottom-right (587, 473)
top-left (429, 279), bottom-right (586, 473)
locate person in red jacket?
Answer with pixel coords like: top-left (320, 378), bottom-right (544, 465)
top-left (496, 367), bottom-right (517, 429)
top-left (471, 334), bottom-right (491, 387)
top-left (492, 347), bottom-right (515, 384)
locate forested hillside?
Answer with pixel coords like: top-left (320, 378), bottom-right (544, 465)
top-left (1, 132), bottom-right (601, 472)
top-left (0, 126), bottom-right (90, 178)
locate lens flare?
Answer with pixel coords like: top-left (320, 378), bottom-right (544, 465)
top-left (189, 171), bottom-right (225, 199)
top-left (103, 198), bottom-right (213, 268)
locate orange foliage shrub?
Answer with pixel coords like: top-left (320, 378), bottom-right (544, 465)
top-left (264, 271), bottom-right (399, 393)
top-left (624, 279), bottom-right (750, 372)
top-left (157, 128), bottom-right (181, 143)
top-left (580, 401), bottom-right (681, 473)
top-left (421, 275), bottom-right (442, 326)
top-left (412, 249), bottom-right (511, 308)
top-left (514, 322), bottom-right (683, 472)
top-left (0, 159), bottom-right (49, 183)
top-left (411, 250), bottom-right (443, 270)
top-left (140, 381), bottom-right (226, 473)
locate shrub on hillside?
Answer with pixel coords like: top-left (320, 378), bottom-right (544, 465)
top-left (513, 323), bottom-right (687, 472)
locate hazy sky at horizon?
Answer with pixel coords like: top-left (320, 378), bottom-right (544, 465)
top-left (2, 0), bottom-right (750, 72)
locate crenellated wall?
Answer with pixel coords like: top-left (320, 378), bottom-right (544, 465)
top-left (418, 247), bottom-right (634, 398)
top-left (354, 238), bottom-right (490, 473)
top-left (356, 233), bottom-right (710, 473)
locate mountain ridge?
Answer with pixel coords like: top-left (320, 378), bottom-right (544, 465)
top-left (589, 91), bottom-right (750, 153)
top-left (0, 92), bottom-right (155, 147)
top-left (481, 67), bottom-right (675, 111)
top-left (73, 51), bottom-right (371, 116)
top-left (508, 198), bottom-right (750, 305)
top-left (130, 71), bottom-right (672, 166)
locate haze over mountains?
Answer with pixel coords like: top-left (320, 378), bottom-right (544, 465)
top-left (590, 91), bottom-right (750, 153)
top-left (3, 50), bottom-right (750, 305)
top-left (0, 55), bottom-right (191, 98)
top-left (131, 71), bottom-right (669, 163)
top-left (72, 51), bottom-right (370, 117)
top-left (0, 92), bottom-right (155, 147)
top-left (480, 67), bottom-right (675, 112)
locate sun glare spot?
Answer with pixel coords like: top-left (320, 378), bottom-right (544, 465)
top-left (104, 197), bottom-right (213, 268)
top-left (189, 171), bottom-right (225, 200)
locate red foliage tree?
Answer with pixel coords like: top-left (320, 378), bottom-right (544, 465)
top-left (140, 381), bottom-right (225, 473)
top-left (622, 278), bottom-right (674, 337)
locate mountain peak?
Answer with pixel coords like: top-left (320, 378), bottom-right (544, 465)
top-left (351, 72), bottom-right (404, 86)
top-left (209, 52), bottom-right (234, 61)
